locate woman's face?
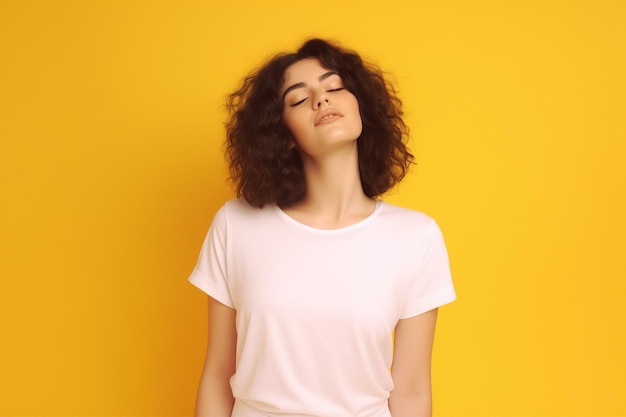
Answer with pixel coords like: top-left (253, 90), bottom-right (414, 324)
top-left (280, 58), bottom-right (362, 159)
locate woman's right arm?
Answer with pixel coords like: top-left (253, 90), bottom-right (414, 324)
top-left (195, 296), bottom-right (237, 417)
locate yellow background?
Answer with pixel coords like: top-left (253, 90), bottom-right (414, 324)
top-left (1, 0), bottom-right (624, 415)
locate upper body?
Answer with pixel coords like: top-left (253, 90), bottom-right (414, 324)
top-left (189, 198), bottom-right (455, 416)
top-left (189, 38), bottom-right (456, 416)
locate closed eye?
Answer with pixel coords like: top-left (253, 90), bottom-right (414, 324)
top-left (328, 87), bottom-right (345, 92)
top-left (290, 97), bottom-right (308, 107)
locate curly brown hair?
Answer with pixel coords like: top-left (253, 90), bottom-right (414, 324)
top-left (225, 38), bottom-right (413, 208)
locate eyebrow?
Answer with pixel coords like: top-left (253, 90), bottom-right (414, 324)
top-left (281, 71), bottom-right (340, 101)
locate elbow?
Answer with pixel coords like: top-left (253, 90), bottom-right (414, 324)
top-left (388, 387), bottom-right (432, 417)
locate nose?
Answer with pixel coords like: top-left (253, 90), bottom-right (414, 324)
top-left (314, 93), bottom-right (331, 109)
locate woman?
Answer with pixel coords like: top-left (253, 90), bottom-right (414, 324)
top-left (189, 38), bottom-right (456, 417)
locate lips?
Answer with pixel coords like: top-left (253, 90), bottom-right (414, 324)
top-left (314, 109), bottom-right (343, 126)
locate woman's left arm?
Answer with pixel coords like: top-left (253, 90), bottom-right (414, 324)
top-left (388, 308), bottom-right (439, 417)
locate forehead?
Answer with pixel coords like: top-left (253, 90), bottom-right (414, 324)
top-left (281, 58), bottom-right (333, 89)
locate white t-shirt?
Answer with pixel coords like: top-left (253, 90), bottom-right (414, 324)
top-left (189, 199), bottom-right (456, 417)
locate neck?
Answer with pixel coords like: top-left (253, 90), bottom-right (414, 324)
top-left (285, 143), bottom-right (376, 229)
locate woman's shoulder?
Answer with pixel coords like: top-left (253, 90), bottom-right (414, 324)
top-left (222, 198), bottom-right (275, 212)
top-left (378, 200), bottom-right (436, 227)
top-left (217, 198), bottom-right (277, 223)
top-left (376, 201), bottom-right (448, 248)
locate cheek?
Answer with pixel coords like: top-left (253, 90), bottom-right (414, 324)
top-left (283, 113), bottom-right (307, 141)
top-left (351, 99), bottom-right (363, 133)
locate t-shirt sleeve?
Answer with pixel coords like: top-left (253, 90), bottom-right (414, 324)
top-left (400, 220), bottom-right (456, 319)
top-left (188, 205), bottom-right (234, 308)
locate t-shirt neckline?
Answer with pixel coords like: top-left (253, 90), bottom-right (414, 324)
top-left (274, 200), bottom-right (383, 234)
